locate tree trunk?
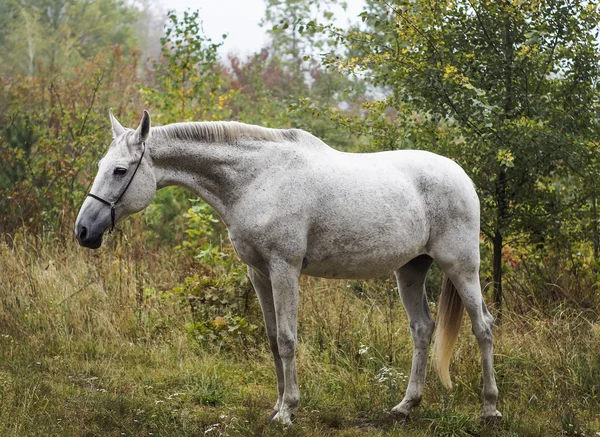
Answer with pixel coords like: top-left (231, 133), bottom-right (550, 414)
top-left (493, 164), bottom-right (507, 323)
top-left (491, 5), bottom-right (513, 324)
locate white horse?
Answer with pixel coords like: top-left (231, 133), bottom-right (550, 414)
top-left (75, 110), bottom-right (501, 425)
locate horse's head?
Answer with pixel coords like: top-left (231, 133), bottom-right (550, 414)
top-left (75, 110), bottom-right (156, 249)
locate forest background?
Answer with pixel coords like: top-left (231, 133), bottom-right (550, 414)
top-left (1, 0), bottom-right (599, 435)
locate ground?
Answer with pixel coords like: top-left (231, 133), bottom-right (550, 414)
top-left (0, 235), bottom-right (598, 436)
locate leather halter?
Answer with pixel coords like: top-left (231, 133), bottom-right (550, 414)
top-left (87, 142), bottom-right (146, 234)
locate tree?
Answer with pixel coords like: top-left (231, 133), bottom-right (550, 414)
top-left (261, 0), bottom-right (343, 78)
top-left (0, 0), bottom-right (139, 77)
top-left (260, 0), bottom-right (365, 149)
top-left (140, 9), bottom-right (230, 124)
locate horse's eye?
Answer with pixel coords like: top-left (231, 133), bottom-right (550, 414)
top-left (113, 167), bottom-right (127, 176)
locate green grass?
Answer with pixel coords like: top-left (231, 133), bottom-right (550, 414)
top-left (0, 234), bottom-right (599, 436)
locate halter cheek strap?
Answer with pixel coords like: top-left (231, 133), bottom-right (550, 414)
top-left (86, 142), bottom-right (146, 234)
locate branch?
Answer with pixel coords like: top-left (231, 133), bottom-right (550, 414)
top-left (480, 221), bottom-right (495, 239)
top-left (50, 81), bottom-right (75, 142)
top-left (465, 0), bottom-right (504, 59)
top-left (431, 80), bottom-right (511, 150)
top-left (533, 26), bottom-right (561, 96)
top-left (78, 70), bottom-right (104, 138)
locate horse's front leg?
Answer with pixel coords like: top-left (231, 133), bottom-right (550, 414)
top-left (268, 259), bottom-right (301, 425)
top-left (247, 266), bottom-right (284, 417)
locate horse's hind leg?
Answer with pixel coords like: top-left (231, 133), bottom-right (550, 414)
top-left (391, 255), bottom-right (435, 418)
top-left (247, 267), bottom-right (284, 417)
top-left (441, 261), bottom-right (501, 421)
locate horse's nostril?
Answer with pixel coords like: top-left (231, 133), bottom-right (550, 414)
top-left (79, 226), bottom-right (88, 241)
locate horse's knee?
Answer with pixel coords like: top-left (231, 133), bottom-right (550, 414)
top-left (482, 302), bottom-right (495, 328)
top-left (277, 333), bottom-right (296, 359)
top-left (410, 318), bottom-right (435, 349)
top-left (285, 390), bottom-right (300, 408)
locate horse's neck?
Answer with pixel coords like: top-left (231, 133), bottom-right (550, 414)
top-left (149, 136), bottom-right (263, 223)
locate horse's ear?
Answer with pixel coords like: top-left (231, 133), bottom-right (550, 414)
top-left (135, 110), bottom-right (151, 143)
top-left (109, 108), bottom-right (126, 139)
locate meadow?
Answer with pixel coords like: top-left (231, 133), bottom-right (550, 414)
top-left (1, 224), bottom-right (598, 436)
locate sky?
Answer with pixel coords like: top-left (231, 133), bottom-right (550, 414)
top-left (155, 0), bottom-right (366, 57)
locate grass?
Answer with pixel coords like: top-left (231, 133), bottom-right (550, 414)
top-left (0, 231), bottom-right (599, 436)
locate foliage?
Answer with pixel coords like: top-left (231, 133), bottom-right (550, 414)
top-left (176, 200), bottom-right (222, 257)
top-left (0, 47), bottom-right (142, 236)
top-left (227, 49), bottom-right (296, 127)
top-left (262, 0), bottom-right (342, 76)
top-left (260, 0), bottom-right (366, 149)
top-left (172, 239), bottom-right (259, 350)
top-left (140, 9), bottom-right (232, 124)
top-left (169, 200), bottom-right (260, 349)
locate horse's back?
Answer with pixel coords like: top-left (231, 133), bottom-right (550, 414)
top-left (321, 148), bottom-right (479, 226)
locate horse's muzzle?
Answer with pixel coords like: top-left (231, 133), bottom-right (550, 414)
top-left (75, 224), bottom-right (104, 249)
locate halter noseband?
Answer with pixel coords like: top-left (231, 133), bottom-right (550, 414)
top-left (87, 142), bottom-right (146, 234)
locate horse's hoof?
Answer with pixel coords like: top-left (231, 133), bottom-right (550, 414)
top-left (272, 411), bottom-right (292, 426)
top-left (481, 410), bottom-right (502, 424)
top-left (390, 407), bottom-right (410, 422)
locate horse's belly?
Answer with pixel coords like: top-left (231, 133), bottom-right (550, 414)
top-left (301, 245), bottom-right (422, 279)
top-left (301, 200), bottom-right (429, 279)
top-left (301, 260), bottom-right (401, 279)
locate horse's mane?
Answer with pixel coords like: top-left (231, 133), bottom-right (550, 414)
top-left (151, 121), bottom-right (302, 144)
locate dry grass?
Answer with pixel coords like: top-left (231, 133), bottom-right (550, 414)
top-left (0, 231), bottom-right (599, 436)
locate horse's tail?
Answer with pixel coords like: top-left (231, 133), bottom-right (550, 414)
top-left (433, 275), bottom-right (464, 389)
